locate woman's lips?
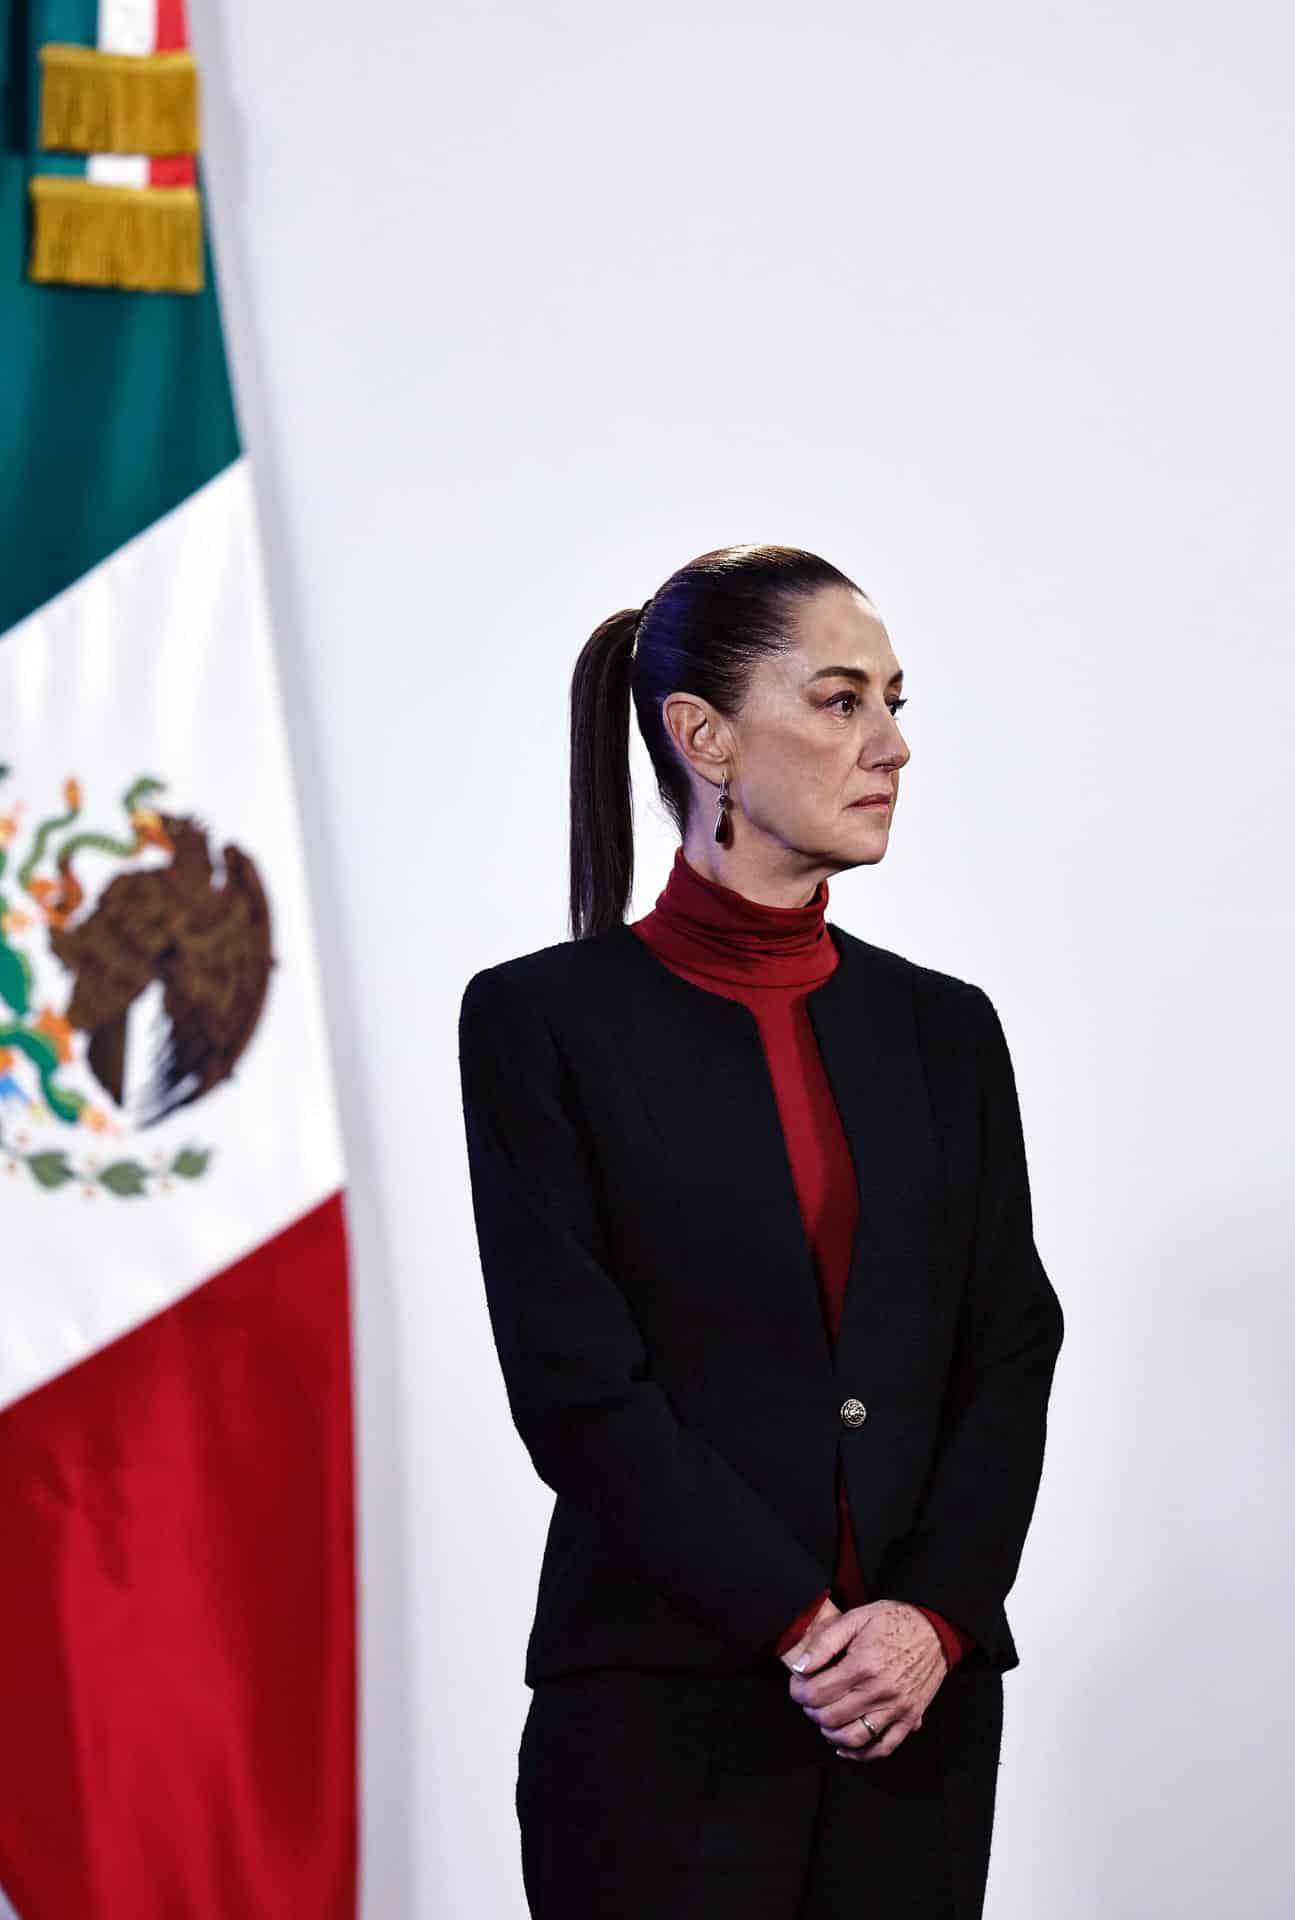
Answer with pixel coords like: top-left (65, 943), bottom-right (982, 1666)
top-left (850, 796), bottom-right (891, 808)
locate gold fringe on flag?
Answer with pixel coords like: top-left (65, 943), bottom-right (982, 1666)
top-left (28, 176), bottom-right (204, 294)
top-left (38, 44), bottom-right (200, 156)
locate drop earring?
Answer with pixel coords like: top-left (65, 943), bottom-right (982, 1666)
top-left (713, 770), bottom-right (732, 846)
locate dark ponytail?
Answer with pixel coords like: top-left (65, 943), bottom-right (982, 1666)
top-left (569, 605), bottom-right (641, 946)
top-left (568, 544), bottom-right (864, 940)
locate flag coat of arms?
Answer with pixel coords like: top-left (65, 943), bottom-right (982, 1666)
top-left (1, 3), bottom-right (357, 1913)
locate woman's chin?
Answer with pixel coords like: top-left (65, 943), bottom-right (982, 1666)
top-left (827, 821), bottom-right (891, 869)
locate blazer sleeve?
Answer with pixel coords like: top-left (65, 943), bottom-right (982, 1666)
top-left (773, 1586), bottom-right (831, 1659)
top-left (879, 986), bottom-right (1065, 1667)
top-left (458, 965), bottom-right (831, 1660)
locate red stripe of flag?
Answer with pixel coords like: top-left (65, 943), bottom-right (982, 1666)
top-left (0, 1192), bottom-right (358, 1914)
top-left (151, 0), bottom-right (196, 186)
top-left (150, 154), bottom-right (197, 185)
top-left (154, 0), bottom-right (189, 50)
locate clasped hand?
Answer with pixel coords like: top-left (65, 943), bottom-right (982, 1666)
top-left (777, 1595), bottom-right (947, 1761)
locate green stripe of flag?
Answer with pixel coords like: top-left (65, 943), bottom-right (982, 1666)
top-left (0, 0), bottom-right (240, 638)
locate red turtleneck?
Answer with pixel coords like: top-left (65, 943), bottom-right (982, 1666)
top-left (631, 845), bottom-right (974, 1673)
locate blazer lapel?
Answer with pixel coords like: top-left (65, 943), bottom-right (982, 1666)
top-left (610, 924), bottom-right (837, 1382)
top-left (808, 928), bottom-right (954, 1372)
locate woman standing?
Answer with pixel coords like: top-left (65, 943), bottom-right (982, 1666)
top-left (458, 544), bottom-right (1064, 1920)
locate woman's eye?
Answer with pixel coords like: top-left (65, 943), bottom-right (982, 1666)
top-left (825, 693), bottom-right (908, 717)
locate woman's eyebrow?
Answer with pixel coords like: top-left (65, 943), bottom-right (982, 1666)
top-left (804, 664), bottom-right (904, 688)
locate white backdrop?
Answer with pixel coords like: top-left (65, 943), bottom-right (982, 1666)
top-left (189, 4), bottom-right (1294, 1915)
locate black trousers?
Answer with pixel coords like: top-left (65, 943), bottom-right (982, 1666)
top-left (516, 1656), bottom-right (1004, 1919)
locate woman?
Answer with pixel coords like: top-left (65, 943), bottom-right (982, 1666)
top-left (458, 543), bottom-right (1064, 1919)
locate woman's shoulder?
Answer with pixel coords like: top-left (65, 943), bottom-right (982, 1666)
top-left (829, 920), bottom-right (992, 1023)
top-left (458, 923), bottom-right (636, 1024)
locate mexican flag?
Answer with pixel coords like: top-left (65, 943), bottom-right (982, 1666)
top-left (0, 4), bottom-right (357, 1914)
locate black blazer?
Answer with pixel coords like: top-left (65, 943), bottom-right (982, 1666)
top-left (457, 916), bottom-right (1064, 1685)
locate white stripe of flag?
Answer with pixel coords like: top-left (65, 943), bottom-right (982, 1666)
top-left (89, 0), bottom-right (160, 190)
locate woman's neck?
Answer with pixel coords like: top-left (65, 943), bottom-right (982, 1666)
top-left (676, 834), bottom-right (829, 910)
top-left (630, 844), bottom-right (837, 989)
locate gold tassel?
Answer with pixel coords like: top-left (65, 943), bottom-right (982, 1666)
top-left (39, 44), bottom-right (200, 156)
top-left (28, 176), bottom-right (204, 294)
